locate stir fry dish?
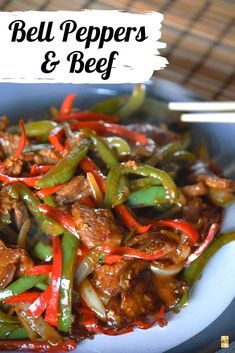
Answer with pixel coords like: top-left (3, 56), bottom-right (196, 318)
top-left (0, 84), bottom-right (234, 352)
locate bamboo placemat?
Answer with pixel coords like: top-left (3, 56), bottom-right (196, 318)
top-left (0, 0), bottom-right (234, 100)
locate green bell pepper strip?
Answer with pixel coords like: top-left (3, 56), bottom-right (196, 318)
top-left (43, 195), bottom-right (56, 206)
top-left (58, 232), bottom-right (79, 333)
top-left (32, 242), bottom-right (53, 262)
top-left (126, 186), bottom-right (167, 208)
top-left (174, 231), bottom-right (235, 312)
top-left (115, 84), bottom-right (146, 119)
top-left (104, 163), bottom-right (178, 208)
top-left (89, 132), bottom-right (118, 169)
top-left (170, 151), bottom-right (196, 164)
top-left (146, 141), bottom-right (183, 167)
top-left (90, 96), bottom-right (127, 115)
top-left (0, 325), bottom-right (29, 339)
top-left (8, 183), bottom-right (63, 236)
top-left (24, 121), bottom-right (58, 138)
top-left (35, 138), bottom-right (89, 188)
top-left (105, 137), bottom-right (131, 157)
top-left (0, 311), bottom-right (19, 324)
top-left (0, 275), bottom-right (48, 301)
top-left (104, 168), bottom-right (122, 208)
top-left (129, 177), bottom-right (162, 191)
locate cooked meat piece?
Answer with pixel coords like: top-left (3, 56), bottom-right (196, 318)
top-left (0, 240), bottom-right (33, 290)
top-left (0, 185), bottom-right (16, 217)
top-left (182, 196), bottom-right (223, 239)
top-left (125, 231), bottom-right (176, 256)
top-left (55, 176), bottom-right (91, 205)
top-left (3, 156), bottom-right (24, 176)
top-left (0, 240), bottom-right (21, 290)
top-left (107, 272), bottom-right (160, 327)
top-left (72, 204), bottom-right (122, 248)
top-left (37, 149), bottom-right (62, 164)
top-left (15, 250), bottom-right (34, 277)
top-left (91, 260), bottom-right (148, 296)
top-left (127, 123), bottom-right (180, 146)
top-left (153, 275), bottom-right (188, 309)
top-left (13, 202), bottom-right (29, 230)
top-left (0, 132), bottom-right (21, 157)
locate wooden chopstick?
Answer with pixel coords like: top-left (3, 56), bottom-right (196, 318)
top-left (169, 102), bottom-right (235, 112)
top-left (181, 112), bottom-right (235, 123)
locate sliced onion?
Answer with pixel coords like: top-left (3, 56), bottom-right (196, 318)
top-left (80, 278), bottom-right (106, 321)
top-left (75, 248), bottom-right (100, 286)
top-left (86, 172), bottom-right (103, 207)
top-left (17, 303), bottom-right (62, 345)
top-left (173, 244), bottom-right (191, 264)
top-left (17, 219), bottom-right (31, 249)
top-left (151, 261), bottom-right (184, 276)
top-left (16, 304), bottom-right (37, 340)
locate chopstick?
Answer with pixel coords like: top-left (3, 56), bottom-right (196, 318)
top-left (181, 112), bottom-right (235, 123)
top-left (169, 102), bottom-right (235, 112)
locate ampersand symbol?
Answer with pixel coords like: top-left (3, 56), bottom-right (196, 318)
top-left (41, 51), bottom-right (60, 73)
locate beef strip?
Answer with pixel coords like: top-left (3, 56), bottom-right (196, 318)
top-left (91, 259), bottom-right (148, 297)
top-left (0, 240), bottom-right (33, 290)
top-left (182, 196), bottom-right (222, 239)
top-left (37, 149), bottom-right (62, 164)
top-left (0, 132), bottom-right (21, 157)
top-left (106, 271), bottom-right (161, 327)
top-left (153, 275), bottom-right (188, 309)
top-left (72, 204), bottom-right (122, 248)
top-left (55, 176), bottom-right (90, 205)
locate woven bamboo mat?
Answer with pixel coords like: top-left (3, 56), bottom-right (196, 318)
top-left (0, 0), bottom-right (234, 100)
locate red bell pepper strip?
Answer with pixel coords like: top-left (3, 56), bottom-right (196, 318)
top-left (104, 254), bottom-right (123, 265)
top-left (0, 173), bottom-right (41, 187)
top-left (30, 164), bottom-right (53, 176)
top-left (98, 244), bottom-right (166, 261)
top-left (48, 126), bottom-right (66, 153)
top-left (55, 111), bottom-right (119, 123)
top-left (115, 204), bottom-right (151, 234)
top-left (36, 184), bottom-right (64, 199)
top-left (39, 204), bottom-right (79, 239)
top-left (25, 265), bottom-right (52, 276)
top-left (14, 120), bottom-right (27, 158)
top-left (135, 319), bottom-right (154, 330)
top-left (28, 287), bottom-right (51, 317)
top-left (152, 219), bottom-right (200, 245)
top-left (60, 94), bottom-right (76, 115)
top-left (45, 236), bottom-right (62, 327)
top-left (0, 120), bottom-right (26, 171)
top-left (72, 121), bottom-right (148, 145)
top-left (156, 305), bottom-right (167, 327)
top-left (3, 291), bottom-right (41, 304)
top-left (185, 223), bottom-right (219, 265)
top-left (0, 339), bottom-right (77, 352)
